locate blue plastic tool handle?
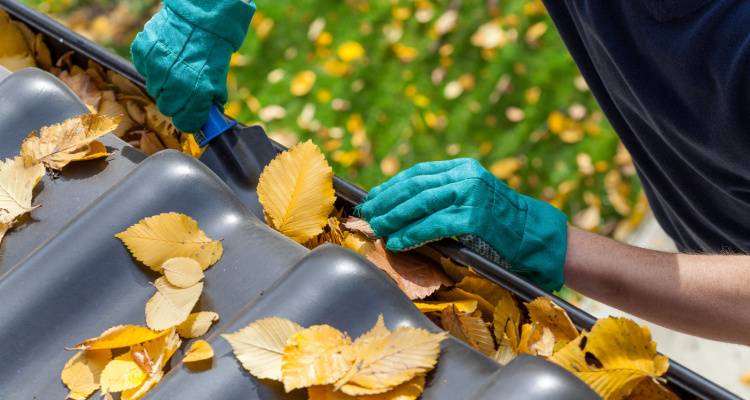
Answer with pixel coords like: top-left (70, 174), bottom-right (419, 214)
top-left (197, 104), bottom-right (238, 147)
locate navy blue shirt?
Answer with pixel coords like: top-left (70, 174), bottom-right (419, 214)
top-left (544, 0), bottom-right (750, 252)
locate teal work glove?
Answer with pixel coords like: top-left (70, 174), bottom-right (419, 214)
top-left (131, 0), bottom-right (255, 132)
top-left (356, 158), bottom-right (568, 292)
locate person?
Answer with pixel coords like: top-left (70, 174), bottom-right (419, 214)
top-left (131, 1), bottom-right (750, 345)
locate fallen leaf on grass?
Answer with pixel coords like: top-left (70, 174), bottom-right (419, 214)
top-left (115, 212), bottom-right (223, 271)
top-left (177, 311), bottom-right (220, 339)
top-left (257, 140), bottom-right (335, 244)
top-left (61, 349), bottom-right (112, 400)
top-left (20, 113), bottom-right (120, 170)
top-left (365, 240), bottom-right (452, 300)
top-left (183, 340), bottom-right (214, 363)
top-left (145, 277), bottom-right (203, 330)
top-left (162, 257), bottom-right (204, 288)
top-left (222, 317), bottom-right (304, 381)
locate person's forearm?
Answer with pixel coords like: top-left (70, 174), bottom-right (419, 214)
top-left (564, 226), bottom-right (750, 345)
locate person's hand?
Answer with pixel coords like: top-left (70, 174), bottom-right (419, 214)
top-left (131, 0), bottom-right (255, 132)
top-left (357, 158), bottom-right (568, 292)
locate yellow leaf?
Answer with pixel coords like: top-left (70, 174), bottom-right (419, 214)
top-left (440, 306), bottom-right (495, 356)
top-left (626, 377), bottom-right (679, 400)
top-left (222, 317), bottom-right (304, 381)
top-left (341, 231), bottom-right (369, 255)
top-left (180, 133), bottom-right (205, 159)
top-left (337, 41), bottom-right (365, 62)
top-left (281, 325), bottom-right (356, 392)
top-left (290, 70), bottom-right (316, 96)
top-left (177, 311), bottom-right (220, 338)
top-left (145, 277), bottom-right (204, 330)
top-left (79, 140), bottom-right (109, 161)
top-left (308, 375), bottom-right (425, 400)
top-left (257, 140), bottom-right (335, 243)
top-left (100, 353), bottom-right (148, 393)
top-left (122, 329), bottom-right (181, 400)
top-left (58, 70), bottom-right (102, 110)
top-left (139, 131), bottom-right (165, 156)
top-left (161, 257), bottom-right (204, 288)
top-left (438, 257), bottom-right (477, 282)
top-left (183, 339), bottom-right (214, 363)
top-left (145, 103), bottom-right (181, 150)
top-left (0, 10), bottom-right (36, 72)
top-left (61, 349), bottom-right (112, 400)
top-left (525, 297), bottom-right (579, 343)
top-left (335, 326), bottom-right (446, 395)
top-left (492, 288), bottom-right (521, 350)
top-left (20, 114), bottom-right (120, 170)
top-left (0, 156), bottom-right (45, 225)
top-left (72, 325), bottom-right (168, 351)
top-left (365, 240), bottom-right (452, 300)
top-left (437, 288), bottom-right (494, 319)
top-left (550, 318), bottom-right (669, 400)
top-left (492, 344), bottom-right (516, 366)
top-left (518, 324), bottom-right (554, 357)
top-left (456, 276), bottom-right (511, 307)
top-left (115, 212), bottom-right (223, 271)
top-left (414, 300), bottom-right (478, 314)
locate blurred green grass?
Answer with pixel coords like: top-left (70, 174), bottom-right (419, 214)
top-left (21, 0), bottom-right (644, 237)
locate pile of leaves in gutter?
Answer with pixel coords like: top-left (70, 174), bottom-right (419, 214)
top-left (256, 140), bottom-right (678, 400)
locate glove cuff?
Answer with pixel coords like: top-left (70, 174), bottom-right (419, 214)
top-left (163, 0), bottom-right (256, 50)
top-left (512, 196), bottom-right (568, 292)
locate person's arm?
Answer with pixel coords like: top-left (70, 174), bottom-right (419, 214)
top-left (565, 226), bottom-right (750, 346)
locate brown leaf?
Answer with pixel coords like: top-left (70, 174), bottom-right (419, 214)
top-left (58, 70), bottom-right (102, 110)
top-left (365, 240), bottom-right (452, 300)
top-left (341, 216), bottom-right (377, 240)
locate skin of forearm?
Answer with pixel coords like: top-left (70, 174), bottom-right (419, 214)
top-left (563, 226), bottom-right (750, 345)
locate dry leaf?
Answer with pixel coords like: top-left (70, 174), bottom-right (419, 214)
top-left (145, 277), bottom-right (204, 330)
top-left (99, 91), bottom-right (135, 137)
top-left (626, 378), bottom-right (679, 400)
top-left (177, 311), bottom-right (220, 339)
top-left (308, 375), bottom-right (426, 400)
top-left (100, 353), bottom-right (148, 393)
top-left (181, 133), bottom-right (204, 159)
top-left (122, 329), bottom-right (181, 400)
top-left (526, 297), bottom-right (578, 343)
top-left (139, 131), bottom-right (165, 156)
top-left (282, 325), bottom-right (355, 392)
top-left (437, 288), bottom-right (494, 319)
top-left (183, 340), bottom-right (214, 363)
top-left (365, 240), bottom-right (452, 300)
top-left (115, 212), bottom-right (223, 271)
top-left (161, 257), bottom-right (204, 288)
top-left (550, 318), bottom-right (669, 400)
top-left (0, 157), bottom-right (45, 225)
top-left (492, 288), bottom-right (521, 350)
top-left (80, 140), bottom-right (109, 161)
top-left (341, 216), bottom-right (377, 240)
top-left (20, 113), bottom-right (120, 170)
top-left (145, 103), bottom-right (181, 150)
top-left (222, 317), bottom-right (304, 381)
top-left (440, 306), bottom-right (494, 356)
top-left (492, 345), bottom-right (517, 366)
top-left (61, 349), bottom-right (112, 400)
top-left (335, 326), bottom-right (447, 395)
top-left (72, 325), bottom-right (168, 351)
top-left (439, 257), bottom-right (477, 282)
top-left (414, 300), bottom-right (478, 314)
top-left (58, 70), bottom-right (102, 110)
top-left (257, 140), bottom-right (335, 243)
top-left (0, 10), bottom-right (36, 71)
top-left (456, 276), bottom-right (511, 307)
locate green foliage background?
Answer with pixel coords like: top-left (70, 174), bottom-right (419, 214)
top-left (22, 0), bottom-right (644, 237)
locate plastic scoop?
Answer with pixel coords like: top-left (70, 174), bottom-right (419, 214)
top-left (195, 104), bottom-right (238, 147)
